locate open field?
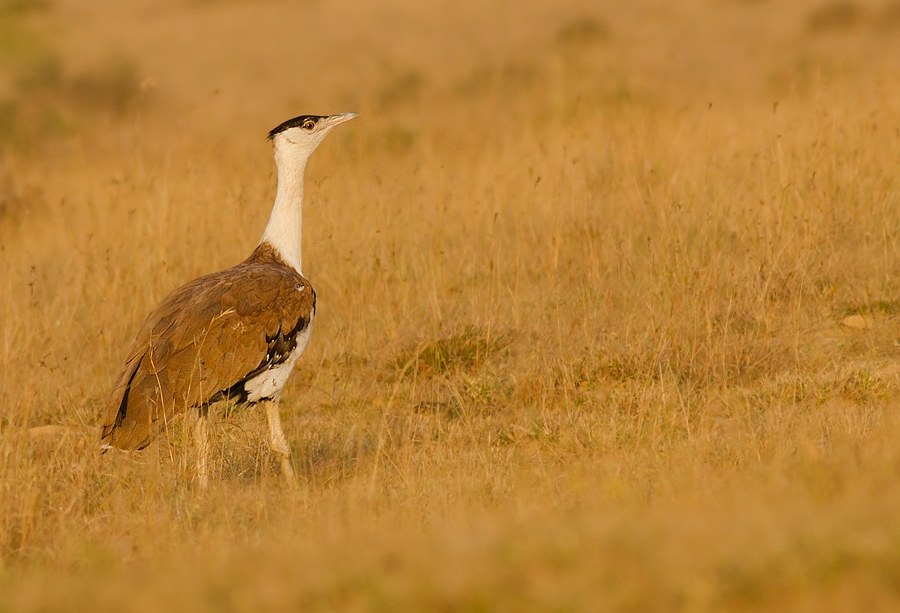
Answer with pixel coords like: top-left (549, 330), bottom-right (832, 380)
top-left (2, 0), bottom-right (900, 609)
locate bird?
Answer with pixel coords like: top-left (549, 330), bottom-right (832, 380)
top-left (99, 112), bottom-right (358, 487)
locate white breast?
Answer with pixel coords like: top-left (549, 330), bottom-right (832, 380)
top-left (244, 324), bottom-right (313, 403)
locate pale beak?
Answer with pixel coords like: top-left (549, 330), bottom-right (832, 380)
top-left (326, 112), bottom-right (359, 127)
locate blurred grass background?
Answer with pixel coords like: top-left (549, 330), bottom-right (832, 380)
top-left (2, 0), bottom-right (900, 610)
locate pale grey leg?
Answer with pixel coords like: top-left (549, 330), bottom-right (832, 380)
top-left (264, 399), bottom-right (296, 486)
top-left (194, 408), bottom-right (210, 489)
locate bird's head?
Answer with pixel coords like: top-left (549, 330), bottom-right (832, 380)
top-left (268, 112), bottom-right (358, 163)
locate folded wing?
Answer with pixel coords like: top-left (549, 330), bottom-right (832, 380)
top-left (100, 261), bottom-right (315, 451)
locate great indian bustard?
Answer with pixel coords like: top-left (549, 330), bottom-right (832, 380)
top-left (100, 112), bottom-right (358, 487)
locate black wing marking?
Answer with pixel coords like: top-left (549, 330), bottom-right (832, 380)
top-left (208, 315), bottom-right (310, 405)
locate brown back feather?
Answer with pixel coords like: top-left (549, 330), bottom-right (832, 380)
top-left (100, 245), bottom-right (315, 450)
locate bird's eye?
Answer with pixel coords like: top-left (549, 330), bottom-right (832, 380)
top-left (302, 120), bottom-right (315, 130)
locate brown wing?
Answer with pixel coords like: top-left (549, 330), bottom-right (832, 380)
top-left (100, 261), bottom-right (315, 451)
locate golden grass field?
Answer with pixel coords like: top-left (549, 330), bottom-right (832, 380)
top-left (2, 0), bottom-right (900, 609)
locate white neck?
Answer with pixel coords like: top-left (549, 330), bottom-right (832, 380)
top-left (260, 145), bottom-right (310, 273)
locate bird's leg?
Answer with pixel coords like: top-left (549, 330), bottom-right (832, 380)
top-left (264, 399), bottom-right (296, 486)
top-left (194, 406), bottom-right (210, 489)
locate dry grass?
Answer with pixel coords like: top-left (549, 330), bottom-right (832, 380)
top-left (2, 0), bottom-right (900, 609)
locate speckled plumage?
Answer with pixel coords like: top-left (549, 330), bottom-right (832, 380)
top-left (100, 112), bottom-right (356, 487)
top-left (100, 243), bottom-right (316, 451)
